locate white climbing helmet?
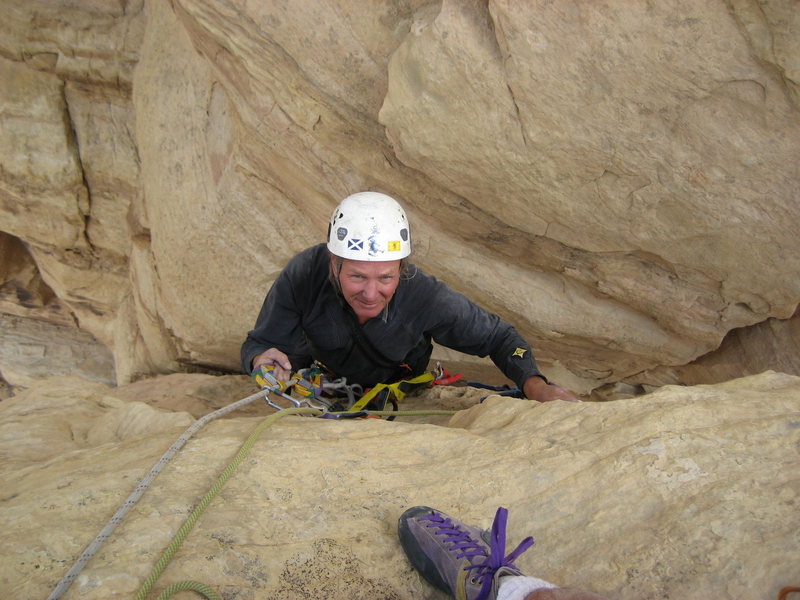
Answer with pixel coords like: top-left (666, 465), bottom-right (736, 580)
top-left (327, 191), bottom-right (411, 261)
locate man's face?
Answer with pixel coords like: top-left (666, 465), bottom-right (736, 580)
top-left (335, 258), bottom-right (401, 323)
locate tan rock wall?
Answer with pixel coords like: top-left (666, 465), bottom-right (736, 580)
top-left (0, 0), bottom-right (798, 391)
top-left (1, 372), bottom-right (798, 599)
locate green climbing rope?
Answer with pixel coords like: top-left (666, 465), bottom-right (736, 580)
top-left (134, 406), bottom-right (319, 600)
top-left (136, 407), bottom-right (458, 600)
top-left (153, 580), bottom-right (221, 600)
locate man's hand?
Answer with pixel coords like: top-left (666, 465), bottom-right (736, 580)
top-left (523, 376), bottom-right (582, 403)
top-left (252, 348), bottom-right (292, 381)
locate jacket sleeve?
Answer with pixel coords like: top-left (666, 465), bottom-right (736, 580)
top-left (424, 280), bottom-right (546, 389)
top-left (240, 258), bottom-right (312, 374)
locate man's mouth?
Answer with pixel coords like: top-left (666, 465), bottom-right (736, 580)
top-left (355, 298), bottom-right (381, 309)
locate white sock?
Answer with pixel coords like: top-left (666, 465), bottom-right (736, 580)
top-left (497, 575), bottom-right (558, 600)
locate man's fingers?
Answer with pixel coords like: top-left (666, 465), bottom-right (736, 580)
top-left (273, 366), bottom-right (292, 381)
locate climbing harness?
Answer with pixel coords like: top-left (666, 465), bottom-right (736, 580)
top-left (44, 374), bottom-right (459, 600)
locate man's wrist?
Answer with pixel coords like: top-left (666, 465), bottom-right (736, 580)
top-left (522, 376), bottom-right (544, 398)
top-left (524, 375), bottom-right (548, 387)
top-left (250, 351), bottom-right (267, 372)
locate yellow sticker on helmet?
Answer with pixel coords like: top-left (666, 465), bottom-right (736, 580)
top-left (388, 241), bottom-right (401, 251)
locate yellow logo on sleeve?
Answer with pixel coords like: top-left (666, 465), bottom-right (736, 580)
top-left (512, 347), bottom-right (527, 358)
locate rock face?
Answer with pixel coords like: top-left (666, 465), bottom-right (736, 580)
top-left (0, 313), bottom-right (114, 388)
top-left (1, 0), bottom-right (799, 392)
top-left (0, 371), bottom-right (798, 599)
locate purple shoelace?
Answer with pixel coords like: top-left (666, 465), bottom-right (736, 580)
top-left (421, 506), bottom-right (535, 600)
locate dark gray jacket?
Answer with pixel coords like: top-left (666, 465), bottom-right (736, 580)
top-left (241, 244), bottom-right (544, 389)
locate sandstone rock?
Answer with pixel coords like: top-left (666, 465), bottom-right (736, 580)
top-left (0, 314), bottom-right (114, 389)
top-left (0, 233), bottom-right (118, 392)
top-left (64, 82), bottom-right (139, 261)
top-left (0, 0), bottom-right (144, 381)
top-left (1, 372), bottom-right (797, 599)
top-left (0, 372), bottom-right (12, 400)
top-left (0, 232), bottom-right (73, 327)
top-left (379, 0), bottom-right (800, 385)
top-left (106, 372), bottom-right (272, 419)
top-left (0, 56), bottom-right (87, 250)
top-left (634, 308), bottom-right (800, 389)
top-left (0, 0), bottom-right (798, 392)
top-left (0, 0), bottom-right (144, 88)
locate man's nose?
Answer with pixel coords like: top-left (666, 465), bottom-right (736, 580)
top-left (361, 280), bottom-right (379, 300)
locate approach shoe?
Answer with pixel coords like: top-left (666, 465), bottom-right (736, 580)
top-left (398, 506), bottom-right (535, 600)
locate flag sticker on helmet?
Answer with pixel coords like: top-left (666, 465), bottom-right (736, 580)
top-left (348, 239), bottom-right (363, 251)
top-left (388, 241), bottom-right (401, 251)
top-left (512, 347), bottom-right (527, 358)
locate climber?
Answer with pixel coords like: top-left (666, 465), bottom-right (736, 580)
top-left (398, 504), bottom-right (610, 600)
top-left (240, 191), bottom-right (580, 403)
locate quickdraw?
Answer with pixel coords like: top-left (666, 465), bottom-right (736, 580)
top-left (252, 362), bottom-right (463, 419)
top-left (252, 363), bottom-right (362, 412)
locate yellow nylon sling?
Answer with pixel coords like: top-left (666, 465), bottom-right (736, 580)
top-left (347, 369), bottom-right (437, 412)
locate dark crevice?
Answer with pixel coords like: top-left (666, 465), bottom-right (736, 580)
top-left (61, 82), bottom-right (97, 254)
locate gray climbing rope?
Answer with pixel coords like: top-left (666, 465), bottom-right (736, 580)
top-left (44, 381), bottom-right (458, 600)
top-left (135, 407), bottom-right (457, 600)
top-left (44, 387), bottom-right (273, 600)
